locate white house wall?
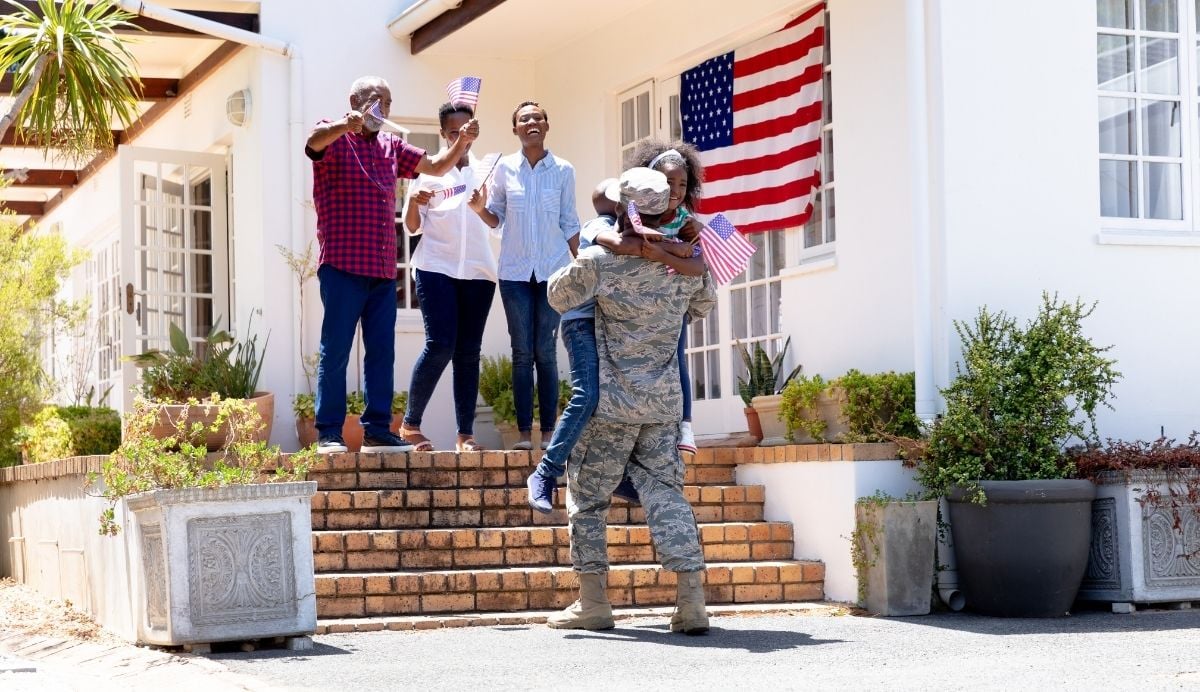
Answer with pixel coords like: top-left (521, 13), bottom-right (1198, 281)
top-left (937, 0), bottom-right (1200, 440)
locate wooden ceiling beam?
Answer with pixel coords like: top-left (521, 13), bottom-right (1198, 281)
top-left (410, 0), bottom-right (508, 55)
top-left (2, 169), bottom-right (79, 187)
top-left (6, 2), bottom-right (259, 37)
top-left (1, 200), bottom-right (45, 217)
top-left (0, 75), bottom-right (179, 101)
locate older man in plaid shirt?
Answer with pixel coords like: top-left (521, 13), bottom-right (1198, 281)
top-left (305, 75), bottom-right (480, 453)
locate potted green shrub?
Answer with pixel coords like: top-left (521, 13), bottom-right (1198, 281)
top-left (92, 395), bottom-right (317, 647)
top-left (1073, 435), bottom-right (1200, 608)
top-left (914, 293), bottom-right (1120, 617)
top-left (126, 320), bottom-right (272, 450)
top-left (736, 338), bottom-right (802, 446)
top-left (781, 370), bottom-right (920, 445)
top-left (293, 390), bottom-right (407, 452)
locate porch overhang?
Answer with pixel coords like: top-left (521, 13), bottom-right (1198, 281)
top-left (0, 2), bottom-right (260, 223)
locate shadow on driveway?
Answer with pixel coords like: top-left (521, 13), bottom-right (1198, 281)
top-left (563, 623), bottom-right (844, 653)
top-left (876, 606), bottom-right (1200, 636)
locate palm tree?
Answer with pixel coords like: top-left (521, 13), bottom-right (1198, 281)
top-left (0, 0), bottom-right (142, 162)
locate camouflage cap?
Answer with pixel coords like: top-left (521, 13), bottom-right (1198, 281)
top-left (604, 167), bottom-right (670, 216)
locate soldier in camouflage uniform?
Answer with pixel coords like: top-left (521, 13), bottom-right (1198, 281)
top-left (544, 167), bottom-right (716, 634)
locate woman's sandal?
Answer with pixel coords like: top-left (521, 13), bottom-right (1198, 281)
top-left (456, 437), bottom-right (483, 453)
top-left (399, 426), bottom-right (435, 452)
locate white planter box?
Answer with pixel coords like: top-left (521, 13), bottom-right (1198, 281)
top-left (1078, 471), bottom-right (1200, 605)
top-left (127, 481), bottom-right (318, 646)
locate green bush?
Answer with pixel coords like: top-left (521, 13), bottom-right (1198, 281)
top-left (292, 390), bottom-right (406, 418)
top-left (478, 354), bottom-right (565, 426)
top-left (917, 293), bottom-right (1120, 502)
top-left (13, 405), bottom-right (121, 463)
top-left (838, 370), bottom-right (921, 442)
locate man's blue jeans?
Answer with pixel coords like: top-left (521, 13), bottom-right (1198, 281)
top-left (404, 269), bottom-right (495, 435)
top-left (498, 276), bottom-right (560, 433)
top-left (315, 264), bottom-right (396, 439)
top-left (536, 317), bottom-right (597, 477)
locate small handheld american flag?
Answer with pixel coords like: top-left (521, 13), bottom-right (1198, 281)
top-left (431, 184), bottom-right (467, 201)
top-left (446, 76), bottom-right (482, 108)
top-left (699, 214), bottom-right (756, 286)
top-left (625, 200), bottom-right (646, 233)
top-left (363, 100), bottom-right (404, 134)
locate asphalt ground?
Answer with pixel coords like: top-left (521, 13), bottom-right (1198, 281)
top-left (210, 607), bottom-right (1200, 691)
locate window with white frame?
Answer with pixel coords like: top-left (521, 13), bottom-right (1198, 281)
top-left (618, 81), bottom-right (655, 168)
top-left (94, 241), bottom-right (122, 393)
top-left (803, 8), bottom-right (836, 252)
top-left (395, 126), bottom-right (441, 312)
top-left (729, 231), bottom-right (787, 391)
top-left (1097, 0), bottom-right (1199, 227)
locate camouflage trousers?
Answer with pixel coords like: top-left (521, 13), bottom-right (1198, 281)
top-left (566, 420), bottom-right (704, 574)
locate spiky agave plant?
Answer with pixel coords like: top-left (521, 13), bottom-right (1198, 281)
top-left (0, 0), bottom-right (142, 162)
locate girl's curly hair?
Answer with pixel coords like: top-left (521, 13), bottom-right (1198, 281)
top-left (630, 139), bottom-right (704, 210)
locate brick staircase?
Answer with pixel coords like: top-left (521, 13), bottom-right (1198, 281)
top-left (307, 449), bottom-right (824, 626)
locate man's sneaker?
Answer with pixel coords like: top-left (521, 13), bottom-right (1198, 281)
top-left (612, 476), bottom-right (640, 504)
top-left (526, 470), bottom-right (556, 514)
top-left (316, 435), bottom-right (348, 454)
top-left (361, 431), bottom-right (415, 453)
top-left (678, 420), bottom-right (697, 454)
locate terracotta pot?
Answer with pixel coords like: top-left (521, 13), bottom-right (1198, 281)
top-left (744, 406), bottom-right (763, 442)
top-left (149, 392), bottom-right (274, 451)
top-left (295, 412), bottom-right (404, 452)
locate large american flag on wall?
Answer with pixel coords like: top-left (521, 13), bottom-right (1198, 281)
top-left (682, 3), bottom-right (825, 233)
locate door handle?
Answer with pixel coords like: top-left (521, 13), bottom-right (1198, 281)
top-left (125, 283), bottom-right (135, 314)
top-left (135, 301), bottom-right (142, 327)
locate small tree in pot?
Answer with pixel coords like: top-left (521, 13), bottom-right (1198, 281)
top-left (915, 292), bottom-right (1120, 617)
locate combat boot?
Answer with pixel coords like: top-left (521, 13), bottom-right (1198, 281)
top-left (547, 572), bottom-right (614, 630)
top-left (670, 571), bottom-right (710, 635)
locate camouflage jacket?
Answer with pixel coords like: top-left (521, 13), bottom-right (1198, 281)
top-left (547, 246), bottom-right (716, 423)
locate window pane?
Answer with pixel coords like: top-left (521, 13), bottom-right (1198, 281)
top-left (1097, 34), bottom-right (1135, 90)
top-left (636, 92), bottom-right (651, 139)
top-left (691, 352), bottom-right (706, 400)
top-left (748, 234), bottom-right (766, 280)
top-left (751, 284), bottom-right (767, 336)
top-left (707, 349), bottom-right (721, 399)
top-left (803, 191), bottom-right (823, 248)
top-left (621, 99), bottom-right (634, 146)
top-left (1099, 159), bottom-right (1138, 216)
top-left (822, 71), bottom-right (833, 125)
top-left (826, 188), bottom-right (837, 242)
top-left (824, 130), bottom-right (835, 182)
top-left (1141, 99), bottom-right (1182, 155)
top-left (1144, 162), bottom-right (1182, 219)
top-left (669, 94), bottom-right (682, 140)
top-left (1098, 97), bottom-right (1137, 154)
top-left (706, 306), bottom-right (719, 343)
top-left (1097, 0), bottom-right (1134, 28)
top-left (769, 281), bottom-right (782, 333)
top-left (1141, 0), bottom-right (1177, 32)
top-left (770, 231), bottom-right (786, 275)
top-left (731, 287), bottom-right (747, 340)
top-left (690, 317), bottom-right (705, 346)
top-left (1139, 37), bottom-right (1179, 94)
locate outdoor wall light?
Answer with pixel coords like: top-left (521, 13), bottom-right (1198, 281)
top-left (226, 88), bottom-right (252, 127)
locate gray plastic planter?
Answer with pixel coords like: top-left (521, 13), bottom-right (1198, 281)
top-left (947, 479), bottom-right (1095, 617)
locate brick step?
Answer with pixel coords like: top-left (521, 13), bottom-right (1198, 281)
top-left (311, 484), bottom-right (766, 530)
top-left (312, 521), bottom-right (794, 572)
top-left (315, 560), bottom-right (825, 618)
top-left (300, 450), bottom-right (737, 491)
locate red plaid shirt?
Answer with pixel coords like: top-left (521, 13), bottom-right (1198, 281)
top-left (308, 123), bottom-right (425, 279)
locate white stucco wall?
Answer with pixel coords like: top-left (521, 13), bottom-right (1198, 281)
top-left (936, 0), bottom-right (1200, 441)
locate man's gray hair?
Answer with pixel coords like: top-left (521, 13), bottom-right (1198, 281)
top-left (349, 76), bottom-right (389, 105)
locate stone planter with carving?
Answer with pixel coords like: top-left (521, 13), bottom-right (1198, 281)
top-left (126, 481), bottom-right (318, 646)
top-left (1078, 470), bottom-right (1200, 607)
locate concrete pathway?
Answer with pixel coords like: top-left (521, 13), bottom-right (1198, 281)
top-left (210, 607), bottom-right (1200, 691)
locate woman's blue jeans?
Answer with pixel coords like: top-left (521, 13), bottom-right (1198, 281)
top-left (536, 317), bottom-right (598, 477)
top-left (314, 264), bottom-right (397, 439)
top-left (403, 269), bottom-right (496, 435)
top-left (498, 275), bottom-right (560, 433)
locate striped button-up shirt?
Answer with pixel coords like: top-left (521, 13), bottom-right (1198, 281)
top-left (486, 150), bottom-right (580, 282)
top-left (307, 124), bottom-right (425, 279)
